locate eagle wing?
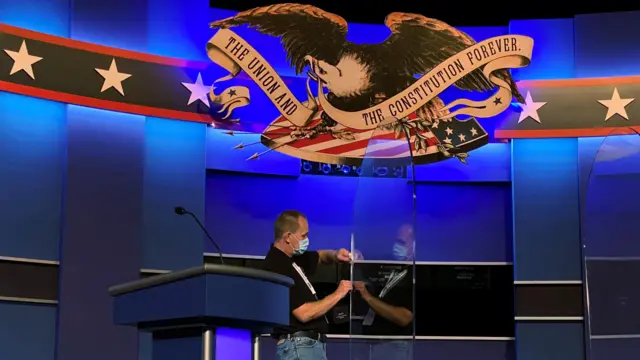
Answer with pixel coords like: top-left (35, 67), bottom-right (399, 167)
top-left (210, 4), bottom-right (349, 74)
top-left (381, 13), bottom-right (523, 102)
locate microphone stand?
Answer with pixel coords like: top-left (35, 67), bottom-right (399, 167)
top-left (184, 212), bottom-right (225, 265)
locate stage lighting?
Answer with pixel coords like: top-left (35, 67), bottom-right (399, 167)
top-left (374, 166), bottom-right (389, 176)
top-left (302, 161), bottom-right (313, 172)
top-left (299, 161), bottom-right (406, 178)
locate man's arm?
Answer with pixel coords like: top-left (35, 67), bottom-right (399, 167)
top-left (362, 294), bottom-right (413, 327)
top-left (318, 248), bottom-right (350, 264)
top-left (292, 280), bottom-right (352, 323)
top-left (292, 292), bottom-right (342, 323)
top-left (317, 250), bottom-right (338, 264)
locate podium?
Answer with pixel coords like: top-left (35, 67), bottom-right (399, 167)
top-left (108, 264), bottom-right (294, 360)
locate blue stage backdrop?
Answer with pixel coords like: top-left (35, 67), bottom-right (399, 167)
top-left (1, 2), bottom-right (640, 360)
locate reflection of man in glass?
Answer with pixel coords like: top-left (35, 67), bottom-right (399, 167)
top-left (354, 223), bottom-right (414, 360)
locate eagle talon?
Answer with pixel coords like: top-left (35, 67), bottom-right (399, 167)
top-left (320, 111), bottom-right (338, 127)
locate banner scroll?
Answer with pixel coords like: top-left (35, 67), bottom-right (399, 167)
top-left (206, 29), bottom-right (533, 130)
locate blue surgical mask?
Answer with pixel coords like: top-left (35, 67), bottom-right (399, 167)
top-left (293, 237), bottom-right (309, 256)
top-left (393, 242), bottom-right (408, 260)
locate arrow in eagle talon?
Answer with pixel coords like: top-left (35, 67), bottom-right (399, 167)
top-left (234, 140), bottom-right (269, 149)
top-left (246, 141), bottom-right (292, 161)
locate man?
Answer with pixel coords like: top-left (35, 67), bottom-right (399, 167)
top-left (263, 210), bottom-right (352, 360)
top-left (354, 223), bottom-right (414, 360)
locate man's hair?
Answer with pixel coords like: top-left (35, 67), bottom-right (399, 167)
top-left (274, 210), bottom-right (306, 240)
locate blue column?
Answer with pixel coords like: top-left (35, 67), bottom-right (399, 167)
top-left (57, 106), bottom-right (145, 360)
top-left (511, 138), bottom-right (585, 360)
top-left (56, 2), bottom-right (150, 360)
top-left (141, 2), bottom-right (209, 359)
top-left (143, 0), bottom-right (209, 271)
top-left (0, 1), bottom-right (69, 360)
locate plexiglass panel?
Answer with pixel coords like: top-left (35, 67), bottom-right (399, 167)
top-left (349, 123), bottom-right (416, 360)
top-left (582, 128), bottom-right (640, 360)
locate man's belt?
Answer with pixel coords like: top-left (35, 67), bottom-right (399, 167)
top-left (279, 330), bottom-right (327, 343)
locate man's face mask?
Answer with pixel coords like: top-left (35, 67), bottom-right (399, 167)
top-left (291, 235), bottom-right (310, 256)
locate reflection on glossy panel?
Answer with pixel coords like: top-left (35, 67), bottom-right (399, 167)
top-left (583, 129), bottom-right (640, 360)
top-left (350, 126), bottom-right (415, 359)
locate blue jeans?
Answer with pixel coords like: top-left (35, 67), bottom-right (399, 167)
top-left (276, 337), bottom-right (327, 360)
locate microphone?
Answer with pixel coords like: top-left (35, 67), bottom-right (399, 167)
top-left (174, 206), bottom-right (224, 264)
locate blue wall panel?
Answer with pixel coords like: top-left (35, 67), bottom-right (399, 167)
top-left (410, 143), bottom-right (511, 183)
top-left (70, 0), bottom-right (148, 52)
top-left (143, 117), bottom-right (206, 270)
top-left (147, 0), bottom-right (211, 61)
top-left (205, 174), bottom-right (358, 255)
top-left (0, 2), bottom-right (69, 360)
top-left (509, 19), bottom-right (575, 80)
top-left (415, 182), bottom-right (513, 262)
top-left (574, 11), bottom-right (640, 78)
top-left (0, 94), bottom-right (65, 260)
top-left (0, 302), bottom-right (57, 360)
top-left (512, 138), bottom-right (581, 280)
top-left (0, 0), bottom-right (70, 36)
top-left (205, 172), bottom-right (514, 262)
top-left (516, 323), bottom-right (584, 360)
top-left (57, 106), bottom-right (144, 360)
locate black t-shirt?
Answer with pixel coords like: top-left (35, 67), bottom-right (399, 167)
top-left (362, 267), bottom-right (413, 336)
top-left (263, 245), bottom-right (329, 335)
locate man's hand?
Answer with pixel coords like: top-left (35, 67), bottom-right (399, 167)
top-left (335, 248), bottom-right (351, 262)
top-left (335, 280), bottom-right (353, 298)
top-left (354, 281), bottom-right (372, 301)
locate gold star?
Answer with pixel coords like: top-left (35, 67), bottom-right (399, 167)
top-left (4, 40), bottom-right (42, 79)
top-left (598, 88), bottom-right (634, 121)
top-left (95, 58), bottom-right (132, 96)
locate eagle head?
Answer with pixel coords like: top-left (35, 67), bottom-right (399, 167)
top-left (304, 54), bottom-right (371, 98)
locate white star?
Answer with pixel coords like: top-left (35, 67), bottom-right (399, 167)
top-left (458, 133), bottom-right (466, 142)
top-left (95, 59), bottom-right (131, 96)
top-left (431, 121), bottom-right (439, 128)
top-left (445, 127), bottom-right (453, 135)
top-left (470, 128), bottom-right (478, 136)
top-left (4, 40), bottom-right (42, 79)
top-left (181, 73), bottom-right (210, 107)
top-left (518, 92), bottom-right (546, 123)
top-left (598, 88), bottom-right (634, 121)
top-left (443, 137), bottom-right (452, 144)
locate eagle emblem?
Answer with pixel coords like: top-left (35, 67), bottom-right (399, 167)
top-left (207, 4), bottom-right (533, 165)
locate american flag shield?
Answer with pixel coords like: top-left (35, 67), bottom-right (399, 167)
top-left (260, 103), bottom-right (489, 166)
